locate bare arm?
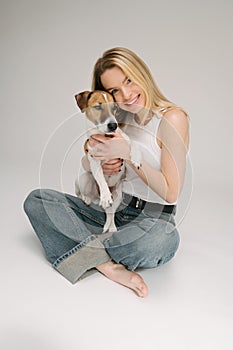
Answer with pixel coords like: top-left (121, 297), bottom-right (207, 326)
top-left (126, 110), bottom-right (189, 203)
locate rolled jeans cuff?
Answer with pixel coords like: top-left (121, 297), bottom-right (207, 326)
top-left (52, 235), bottom-right (111, 284)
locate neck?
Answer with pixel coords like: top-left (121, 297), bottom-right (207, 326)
top-left (134, 109), bottom-right (153, 125)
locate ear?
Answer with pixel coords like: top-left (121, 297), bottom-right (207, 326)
top-left (74, 91), bottom-right (92, 112)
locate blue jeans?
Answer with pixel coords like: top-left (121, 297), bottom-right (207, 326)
top-left (23, 189), bottom-right (180, 283)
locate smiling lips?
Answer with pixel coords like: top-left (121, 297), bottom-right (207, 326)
top-left (124, 94), bottom-right (140, 106)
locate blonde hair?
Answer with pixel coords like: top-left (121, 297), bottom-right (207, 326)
top-left (92, 47), bottom-right (185, 116)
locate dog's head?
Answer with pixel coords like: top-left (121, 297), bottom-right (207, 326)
top-left (75, 90), bottom-right (119, 134)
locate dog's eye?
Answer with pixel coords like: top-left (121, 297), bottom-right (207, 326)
top-left (94, 104), bottom-right (102, 111)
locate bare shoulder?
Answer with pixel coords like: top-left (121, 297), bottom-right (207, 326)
top-left (159, 108), bottom-right (190, 148)
top-left (163, 108), bottom-right (189, 128)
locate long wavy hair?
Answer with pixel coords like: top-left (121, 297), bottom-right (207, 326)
top-left (91, 47), bottom-right (185, 117)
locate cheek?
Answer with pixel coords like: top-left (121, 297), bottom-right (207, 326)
top-left (138, 89), bottom-right (146, 105)
top-left (114, 95), bottom-right (122, 103)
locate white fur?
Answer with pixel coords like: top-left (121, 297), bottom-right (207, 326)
top-left (75, 127), bottom-right (128, 233)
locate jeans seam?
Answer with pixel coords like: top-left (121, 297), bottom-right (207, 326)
top-left (52, 234), bottom-right (96, 268)
top-left (63, 203), bottom-right (105, 237)
top-left (63, 203), bottom-right (82, 230)
top-left (67, 201), bottom-right (105, 226)
top-left (77, 207), bottom-right (105, 225)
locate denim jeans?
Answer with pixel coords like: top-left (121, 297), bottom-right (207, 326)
top-left (23, 189), bottom-right (180, 283)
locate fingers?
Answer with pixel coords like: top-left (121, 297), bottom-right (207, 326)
top-left (102, 158), bottom-right (124, 175)
top-left (88, 133), bottom-right (126, 162)
top-left (90, 134), bottom-right (112, 143)
top-left (104, 159), bottom-right (122, 165)
top-left (89, 132), bottom-right (120, 146)
top-left (90, 135), bottom-right (105, 144)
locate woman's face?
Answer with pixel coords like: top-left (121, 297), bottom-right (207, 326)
top-left (100, 66), bottom-right (146, 114)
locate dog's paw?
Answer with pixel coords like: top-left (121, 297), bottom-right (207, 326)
top-left (99, 193), bottom-right (113, 209)
top-left (130, 141), bottom-right (142, 169)
top-left (131, 159), bottom-right (141, 169)
top-left (103, 223), bottom-right (117, 233)
top-left (82, 195), bottom-right (92, 205)
top-left (108, 225), bottom-right (117, 233)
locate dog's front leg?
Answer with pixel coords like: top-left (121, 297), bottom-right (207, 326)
top-left (103, 208), bottom-right (116, 233)
top-left (89, 157), bottom-right (113, 209)
top-left (118, 129), bottom-right (142, 169)
top-left (103, 183), bottom-right (122, 233)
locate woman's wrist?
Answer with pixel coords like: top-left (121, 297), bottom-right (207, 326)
top-left (121, 142), bottom-right (131, 161)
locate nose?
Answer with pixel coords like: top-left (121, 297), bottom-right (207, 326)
top-left (107, 122), bottom-right (117, 132)
top-left (121, 86), bottom-right (132, 101)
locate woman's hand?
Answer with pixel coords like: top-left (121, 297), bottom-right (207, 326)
top-left (88, 133), bottom-right (130, 162)
top-left (88, 133), bottom-right (129, 175)
top-left (101, 158), bottom-right (123, 175)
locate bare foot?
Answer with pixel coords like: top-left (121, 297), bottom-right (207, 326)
top-left (96, 260), bottom-right (148, 297)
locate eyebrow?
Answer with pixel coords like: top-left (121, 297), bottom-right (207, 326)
top-left (106, 76), bottom-right (128, 92)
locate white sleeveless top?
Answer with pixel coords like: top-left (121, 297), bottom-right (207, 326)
top-left (122, 114), bottom-right (176, 205)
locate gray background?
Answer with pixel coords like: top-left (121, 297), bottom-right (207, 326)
top-left (1, 0), bottom-right (233, 349)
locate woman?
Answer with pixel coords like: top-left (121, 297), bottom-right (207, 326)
top-left (24, 47), bottom-right (189, 297)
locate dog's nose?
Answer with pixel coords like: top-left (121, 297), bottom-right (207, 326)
top-left (107, 122), bottom-right (117, 132)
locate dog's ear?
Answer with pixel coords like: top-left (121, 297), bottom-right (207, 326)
top-left (74, 91), bottom-right (92, 112)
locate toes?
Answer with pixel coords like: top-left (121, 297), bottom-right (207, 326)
top-left (130, 276), bottom-right (148, 297)
top-left (135, 285), bottom-right (148, 297)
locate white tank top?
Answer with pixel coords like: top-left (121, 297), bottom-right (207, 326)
top-left (122, 114), bottom-right (176, 205)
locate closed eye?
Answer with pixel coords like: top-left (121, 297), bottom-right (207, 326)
top-left (110, 89), bottom-right (119, 95)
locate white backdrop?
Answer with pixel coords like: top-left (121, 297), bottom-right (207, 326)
top-left (1, 1), bottom-right (233, 349)
top-left (1, 0), bottom-right (233, 189)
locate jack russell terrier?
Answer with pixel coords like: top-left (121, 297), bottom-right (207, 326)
top-left (74, 90), bottom-right (141, 233)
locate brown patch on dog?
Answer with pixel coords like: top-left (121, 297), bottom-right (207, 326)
top-left (74, 90), bottom-right (128, 128)
top-left (75, 91), bottom-right (92, 112)
top-left (75, 90), bottom-right (117, 125)
top-left (75, 90), bottom-right (114, 111)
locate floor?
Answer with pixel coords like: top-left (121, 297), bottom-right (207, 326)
top-left (1, 164), bottom-right (233, 350)
top-left (1, 1), bottom-right (233, 348)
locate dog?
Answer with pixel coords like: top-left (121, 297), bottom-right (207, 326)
top-left (74, 90), bottom-right (141, 233)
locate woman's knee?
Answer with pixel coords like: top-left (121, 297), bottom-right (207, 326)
top-left (106, 228), bottom-right (180, 270)
top-left (23, 189), bottom-right (41, 215)
top-left (23, 189), bottom-right (58, 216)
top-left (134, 230), bottom-right (180, 269)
